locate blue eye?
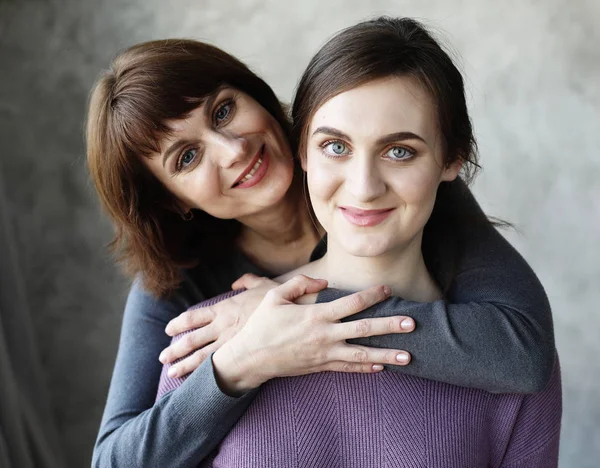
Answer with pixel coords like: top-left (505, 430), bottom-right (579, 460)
top-left (214, 100), bottom-right (234, 125)
top-left (177, 148), bottom-right (197, 171)
top-left (386, 146), bottom-right (414, 161)
top-left (323, 141), bottom-right (349, 156)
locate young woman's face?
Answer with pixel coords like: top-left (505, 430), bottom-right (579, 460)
top-left (143, 87), bottom-right (294, 219)
top-left (304, 76), bottom-right (461, 258)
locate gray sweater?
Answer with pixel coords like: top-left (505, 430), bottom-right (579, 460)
top-left (92, 185), bottom-right (555, 468)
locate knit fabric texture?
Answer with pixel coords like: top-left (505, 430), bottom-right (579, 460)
top-left (210, 360), bottom-right (561, 467)
top-left (156, 289), bottom-right (245, 400)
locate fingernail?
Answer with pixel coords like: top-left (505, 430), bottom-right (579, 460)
top-left (383, 285), bottom-right (391, 296)
top-left (401, 318), bottom-right (414, 330)
top-left (372, 364), bottom-right (384, 372)
top-left (159, 352), bottom-right (166, 364)
top-left (167, 366), bottom-right (178, 378)
top-left (396, 353), bottom-right (409, 364)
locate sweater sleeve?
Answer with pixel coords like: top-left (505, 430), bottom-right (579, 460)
top-left (499, 356), bottom-right (562, 467)
top-left (322, 181), bottom-right (555, 393)
top-left (92, 280), bottom-right (257, 468)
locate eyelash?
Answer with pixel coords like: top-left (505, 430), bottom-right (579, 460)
top-left (175, 147), bottom-right (200, 173)
top-left (173, 96), bottom-right (237, 173)
top-left (319, 139), bottom-right (416, 161)
top-left (213, 97), bottom-right (236, 126)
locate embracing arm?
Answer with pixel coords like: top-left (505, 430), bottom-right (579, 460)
top-left (336, 179), bottom-right (555, 393)
top-left (92, 280), bottom-right (257, 468)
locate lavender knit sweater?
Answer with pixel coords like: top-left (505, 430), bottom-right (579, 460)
top-left (211, 360), bottom-right (561, 467)
top-left (157, 291), bottom-right (561, 467)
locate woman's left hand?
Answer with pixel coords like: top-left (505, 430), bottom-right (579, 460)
top-left (158, 274), bottom-right (278, 373)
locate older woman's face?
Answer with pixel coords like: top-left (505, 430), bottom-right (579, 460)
top-left (304, 76), bottom-right (461, 258)
top-left (143, 87), bottom-right (294, 220)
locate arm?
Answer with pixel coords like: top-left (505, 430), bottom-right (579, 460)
top-left (333, 179), bottom-right (555, 393)
top-left (92, 280), bottom-right (258, 468)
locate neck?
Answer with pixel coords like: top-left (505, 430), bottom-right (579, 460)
top-left (236, 178), bottom-right (323, 273)
top-left (319, 233), bottom-right (441, 303)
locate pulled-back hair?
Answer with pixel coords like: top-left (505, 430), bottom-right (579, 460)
top-left (86, 39), bottom-right (290, 296)
top-left (291, 17), bottom-right (487, 293)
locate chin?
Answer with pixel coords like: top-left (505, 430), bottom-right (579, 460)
top-left (340, 237), bottom-right (393, 258)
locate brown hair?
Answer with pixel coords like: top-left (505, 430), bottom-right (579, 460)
top-left (291, 17), bottom-right (488, 293)
top-left (86, 39), bottom-right (291, 296)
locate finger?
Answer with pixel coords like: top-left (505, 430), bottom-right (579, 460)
top-left (335, 315), bottom-right (415, 341)
top-left (165, 307), bottom-right (216, 336)
top-left (332, 344), bottom-right (411, 367)
top-left (324, 285), bottom-right (391, 321)
top-left (323, 361), bottom-right (385, 374)
top-left (166, 342), bottom-right (221, 378)
top-left (159, 326), bottom-right (217, 364)
top-left (232, 273), bottom-right (265, 290)
top-left (270, 275), bottom-right (328, 304)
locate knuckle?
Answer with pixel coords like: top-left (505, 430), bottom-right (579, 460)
top-left (182, 334), bottom-right (196, 349)
top-left (349, 294), bottom-right (366, 311)
top-left (355, 319), bottom-right (371, 337)
top-left (264, 288), bottom-right (278, 302)
top-left (341, 362), bottom-right (355, 373)
top-left (353, 349), bottom-right (368, 363)
top-left (292, 274), bottom-right (308, 284)
top-left (193, 349), bottom-right (207, 363)
top-left (182, 311), bottom-right (195, 328)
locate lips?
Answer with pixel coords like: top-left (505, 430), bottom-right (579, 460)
top-left (232, 145), bottom-right (270, 189)
top-left (339, 206), bottom-right (395, 227)
top-left (232, 146), bottom-right (264, 187)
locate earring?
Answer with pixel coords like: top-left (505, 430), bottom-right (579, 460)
top-left (181, 210), bottom-right (194, 221)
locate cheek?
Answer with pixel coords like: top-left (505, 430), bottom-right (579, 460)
top-left (392, 165), bottom-right (443, 208)
top-left (306, 154), bottom-right (340, 203)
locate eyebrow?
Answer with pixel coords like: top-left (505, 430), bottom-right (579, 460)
top-left (161, 89), bottom-right (225, 168)
top-left (311, 126), bottom-right (427, 146)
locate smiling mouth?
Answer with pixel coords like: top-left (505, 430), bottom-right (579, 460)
top-left (232, 146), bottom-right (265, 188)
top-left (339, 206), bottom-right (396, 227)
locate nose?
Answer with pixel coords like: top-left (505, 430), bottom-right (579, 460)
top-left (346, 153), bottom-right (386, 203)
top-left (208, 132), bottom-right (249, 168)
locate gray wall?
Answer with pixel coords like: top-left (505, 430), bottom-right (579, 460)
top-left (0, 0), bottom-right (598, 466)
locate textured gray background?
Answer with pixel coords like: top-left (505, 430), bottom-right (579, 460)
top-left (0, 0), bottom-right (598, 466)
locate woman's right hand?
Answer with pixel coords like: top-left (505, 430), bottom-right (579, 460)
top-left (212, 275), bottom-right (415, 395)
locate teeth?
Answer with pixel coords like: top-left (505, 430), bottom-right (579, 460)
top-left (241, 158), bottom-right (262, 182)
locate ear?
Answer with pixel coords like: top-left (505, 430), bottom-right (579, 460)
top-left (300, 153), bottom-right (308, 172)
top-left (441, 158), bottom-right (462, 182)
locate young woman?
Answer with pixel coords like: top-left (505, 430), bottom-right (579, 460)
top-left (87, 29), bottom-right (555, 468)
top-left (160, 17), bottom-right (561, 467)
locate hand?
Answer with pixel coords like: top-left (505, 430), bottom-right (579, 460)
top-left (159, 274), bottom-right (278, 377)
top-left (212, 275), bottom-right (415, 395)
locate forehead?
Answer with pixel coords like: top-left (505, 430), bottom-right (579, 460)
top-left (309, 76), bottom-right (438, 143)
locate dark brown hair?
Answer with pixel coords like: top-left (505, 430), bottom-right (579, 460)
top-left (291, 17), bottom-right (488, 293)
top-left (86, 39), bottom-right (291, 296)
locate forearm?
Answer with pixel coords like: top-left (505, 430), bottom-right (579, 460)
top-left (94, 280), bottom-right (258, 467)
top-left (93, 358), bottom-right (258, 467)
top-left (339, 294), bottom-right (554, 393)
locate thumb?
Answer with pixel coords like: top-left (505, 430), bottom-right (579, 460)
top-left (232, 273), bottom-right (267, 290)
top-left (272, 275), bottom-right (328, 304)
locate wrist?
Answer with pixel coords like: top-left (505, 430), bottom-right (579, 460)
top-left (212, 339), bottom-right (265, 395)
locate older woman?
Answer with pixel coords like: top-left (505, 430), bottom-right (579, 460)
top-left (87, 34), bottom-right (555, 467)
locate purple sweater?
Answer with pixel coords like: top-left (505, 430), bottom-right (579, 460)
top-left (158, 291), bottom-right (561, 467)
top-left (210, 361), bottom-right (561, 467)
